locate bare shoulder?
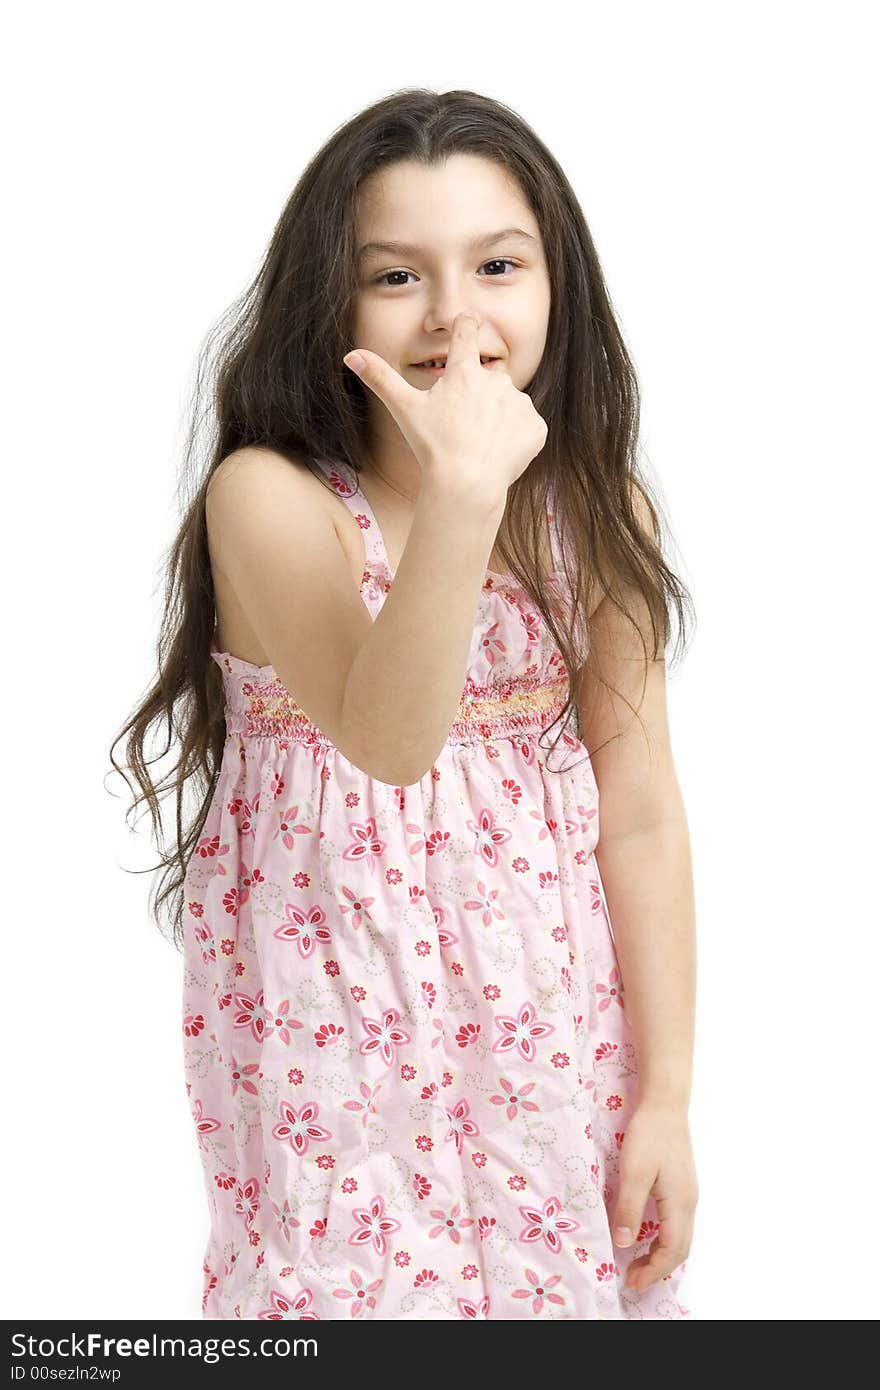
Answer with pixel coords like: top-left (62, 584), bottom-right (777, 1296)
top-left (206, 446), bottom-right (334, 565)
top-left (202, 442), bottom-right (381, 772)
top-left (207, 444), bottom-right (324, 505)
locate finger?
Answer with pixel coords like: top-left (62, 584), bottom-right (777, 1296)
top-left (444, 311), bottom-right (481, 372)
top-left (343, 348), bottom-right (417, 416)
top-left (611, 1173), bottom-right (654, 1248)
top-left (625, 1210), bottom-right (691, 1290)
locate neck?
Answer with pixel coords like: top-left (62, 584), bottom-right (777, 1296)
top-left (360, 419), bottom-right (423, 505)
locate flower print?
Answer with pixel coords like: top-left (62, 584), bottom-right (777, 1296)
top-left (183, 1013), bottom-right (205, 1039)
top-left (269, 1197), bottom-right (300, 1244)
top-left (488, 1077), bottom-right (540, 1121)
top-left (458, 1294), bottom-right (491, 1319)
top-left (413, 1268), bottom-right (439, 1288)
top-left (257, 1287), bottom-right (319, 1320)
top-left (454, 1022), bottom-right (481, 1048)
top-left (233, 989), bottom-right (273, 1043)
top-left (425, 830), bottom-right (451, 857)
top-left (500, 776), bottom-right (523, 803)
top-left (220, 886), bottom-right (242, 918)
top-left (273, 803), bottom-right (313, 850)
top-left (272, 1099), bottom-right (333, 1156)
top-left (475, 620), bottom-right (507, 668)
top-left (463, 879), bottom-right (505, 928)
top-left (193, 832), bottom-right (232, 874)
top-left (347, 1195), bottom-right (402, 1255)
top-left (192, 919), bottom-right (216, 964)
top-left (413, 1173), bottom-right (432, 1200)
top-left (273, 902), bottom-right (332, 959)
top-left (405, 821), bottom-right (427, 856)
top-left (191, 1097), bottom-right (221, 1151)
top-left (267, 1000), bottom-right (304, 1046)
top-left (510, 1268), bottom-right (565, 1316)
top-left (518, 1196), bottom-right (580, 1254)
top-left (444, 1097), bottom-right (480, 1154)
top-left (229, 1055), bottom-right (260, 1098)
top-left (596, 967), bottom-right (625, 1011)
top-left (492, 1001), bottom-right (556, 1062)
top-left (234, 1177), bottom-right (260, 1228)
top-left (359, 1008), bottom-right (412, 1067)
top-left (595, 1262), bottom-right (619, 1283)
top-left (527, 808), bottom-right (557, 842)
top-left (235, 794), bottom-right (262, 840)
top-left (341, 818), bottom-right (387, 873)
top-left (466, 808), bottom-right (513, 868)
top-left (428, 1200), bottom-right (475, 1244)
top-left (338, 885), bottom-right (375, 931)
top-left (342, 1080), bottom-right (383, 1128)
top-left (314, 1023), bottom-right (344, 1048)
top-left (332, 1268), bottom-right (384, 1318)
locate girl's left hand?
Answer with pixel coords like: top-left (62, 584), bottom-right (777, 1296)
top-left (609, 1100), bottom-right (699, 1292)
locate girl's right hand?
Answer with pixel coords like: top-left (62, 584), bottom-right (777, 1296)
top-left (343, 312), bottom-right (548, 504)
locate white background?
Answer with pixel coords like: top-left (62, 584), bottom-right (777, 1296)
top-left (3, 0), bottom-right (877, 1321)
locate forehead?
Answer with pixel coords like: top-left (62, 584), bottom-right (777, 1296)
top-left (356, 154), bottom-right (541, 247)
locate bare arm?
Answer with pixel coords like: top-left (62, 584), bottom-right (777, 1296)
top-left (206, 450), bottom-right (506, 787)
top-left (343, 476), bottom-right (506, 785)
top-left (576, 481), bottom-right (696, 1105)
top-left (594, 813), bottom-right (696, 1108)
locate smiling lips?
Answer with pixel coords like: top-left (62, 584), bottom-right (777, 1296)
top-left (412, 356), bottom-right (500, 369)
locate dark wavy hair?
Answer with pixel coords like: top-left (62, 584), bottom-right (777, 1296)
top-left (107, 86), bottom-right (695, 950)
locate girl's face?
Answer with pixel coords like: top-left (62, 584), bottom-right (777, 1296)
top-left (352, 153), bottom-right (551, 413)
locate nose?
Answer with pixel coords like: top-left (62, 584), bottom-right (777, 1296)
top-left (423, 303), bottom-right (483, 334)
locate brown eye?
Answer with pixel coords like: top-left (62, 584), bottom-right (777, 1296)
top-left (372, 258), bottom-right (519, 288)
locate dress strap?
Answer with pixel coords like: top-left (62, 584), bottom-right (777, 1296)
top-left (309, 455), bottom-right (392, 578)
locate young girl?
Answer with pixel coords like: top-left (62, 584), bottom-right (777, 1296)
top-left (112, 88), bottom-right (697, 1321)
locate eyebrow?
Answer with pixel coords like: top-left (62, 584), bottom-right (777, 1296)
top-left (357, 227), bottom-right (538, 262)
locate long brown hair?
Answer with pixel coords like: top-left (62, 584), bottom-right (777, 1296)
top-left (108, 86), bottom-right (695, 950)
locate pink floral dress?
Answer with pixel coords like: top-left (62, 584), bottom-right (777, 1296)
top-left (181, 454), bottom-right (692, 1320)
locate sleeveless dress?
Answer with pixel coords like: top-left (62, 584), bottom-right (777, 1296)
top-left (181, 454), bottom-right (691, 1320)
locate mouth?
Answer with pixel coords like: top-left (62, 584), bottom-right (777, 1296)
top-left (411, 356), bottom-right (501, 372)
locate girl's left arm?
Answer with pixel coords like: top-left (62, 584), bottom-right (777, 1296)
top-left (575, 496), bottom-right (697, 1292)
